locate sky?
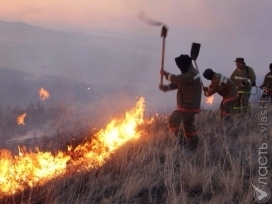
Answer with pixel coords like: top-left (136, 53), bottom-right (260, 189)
top-left (1, 1), bottom-right (271, 34)
top-left (0, 0), bottom-right (272, 112)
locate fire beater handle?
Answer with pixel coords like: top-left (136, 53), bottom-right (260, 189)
top-left (160, 26), bottom-right (168, 86)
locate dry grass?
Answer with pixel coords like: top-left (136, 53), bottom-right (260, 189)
top-left (0, 104), bottom-right (272, 204)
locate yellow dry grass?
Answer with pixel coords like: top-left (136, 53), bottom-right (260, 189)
top-left (1, 105), bottom-right (272, 204)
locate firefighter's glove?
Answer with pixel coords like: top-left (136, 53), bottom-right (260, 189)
top-left (203, 87), bottom-right (208, 92)
top-left (160, 70), bottom-right (170, 80)
top-left (159, 84), bottom-right (169, 92)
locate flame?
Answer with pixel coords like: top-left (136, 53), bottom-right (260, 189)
top-left (17, 113), bottom-right (26, 125)
top-left (39, 88), bottom-right (50, 100)
top-left (206, 95), bottom-right (214, 105)
top-left (0, 97), bottom-right (145, 196)
top-left (72, 97), bottom-right (145, 167)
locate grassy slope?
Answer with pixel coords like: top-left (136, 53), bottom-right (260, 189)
top-left (1, 105), bottom-right (272, 204)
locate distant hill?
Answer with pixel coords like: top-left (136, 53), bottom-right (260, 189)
top-left (0, 20), bottom-right (157, 87)
top-left (0, 20), bottom-right (97, 83)
top-left (0, 20), bottom-right (90, 45)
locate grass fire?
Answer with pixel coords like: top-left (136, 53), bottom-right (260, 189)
top-left (0, 97), bottom-right (145, 197)
top-left (0, 98), bottom-right (271, 203)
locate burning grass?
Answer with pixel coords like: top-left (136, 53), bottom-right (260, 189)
top-left (0, 100), bottom-right (272, 203)
top-left (0, 98), bottom-right (146, 198)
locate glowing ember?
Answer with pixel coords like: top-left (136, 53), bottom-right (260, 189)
top-left (17, 113), bottom-right (26, 125)
top-left (0, 97), bottom-right (146, 196)
top-left (206, 95), bottom-right (214, 105)
top-left (39, 88), bottom-right (50, 100)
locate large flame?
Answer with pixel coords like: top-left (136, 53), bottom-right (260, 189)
top-left (39, 88), bottom-right (50, 100)
top-left (17, 113), bottom-right (26, 125)
top-left (72, 97), bottom-right (145, 168)
top-left (206, 95), bottom-right (214, 105)
top-left (0, 97), bottom-right (145, 196)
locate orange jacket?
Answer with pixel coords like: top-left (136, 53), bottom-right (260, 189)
top-left (206, 73), bottom-right (237, 99)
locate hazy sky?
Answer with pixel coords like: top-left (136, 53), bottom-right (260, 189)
top-left (1, 1), bottom-right (271, 63)
top-left (0, 0), bottom-right (271, 110)
top-left (1, 1), bottom-right (271, 34)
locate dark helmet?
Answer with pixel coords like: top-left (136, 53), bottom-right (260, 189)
top-left (175, 54), bottom-right (192, 73)
top-left (203, 68), bottom-right (215, 80)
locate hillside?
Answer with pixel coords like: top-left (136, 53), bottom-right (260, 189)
top-left (0, 104), bottom-right (271, 203)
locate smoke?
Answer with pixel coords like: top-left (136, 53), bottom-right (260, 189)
top-left (0, 0), bottom-right (271, 150)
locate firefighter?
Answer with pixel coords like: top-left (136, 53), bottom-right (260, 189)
top-left (230, 58), bottom-right (256, 113)
top-left (159, 54), bottom-right (202, 150)
top-left (202, 68), bottom-right (238, 121)
top-left (259, 63), bottom-right (272, 104)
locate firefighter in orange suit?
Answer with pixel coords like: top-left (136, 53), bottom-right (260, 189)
top-left (259, 63), bottom-right (272, 104)
top-left (230, 58), bottom-right (256, 113)
top-left (202, 68), bottom-right (238, 121)
top-left (159, 54), bottom-right (202, 149)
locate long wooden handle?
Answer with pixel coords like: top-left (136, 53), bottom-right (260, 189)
top-left (193, 60), bottom-right (204, 89)
top-left (160, 37), bottom-right (166, 86)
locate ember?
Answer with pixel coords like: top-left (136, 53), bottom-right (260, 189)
top-left (17, 113), bottom-right (26, 125)
top-left (39, 88), bottom-right (50, 100)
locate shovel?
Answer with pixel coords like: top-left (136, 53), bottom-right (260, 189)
top-left (190, 42), bottom-right (203, 88)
